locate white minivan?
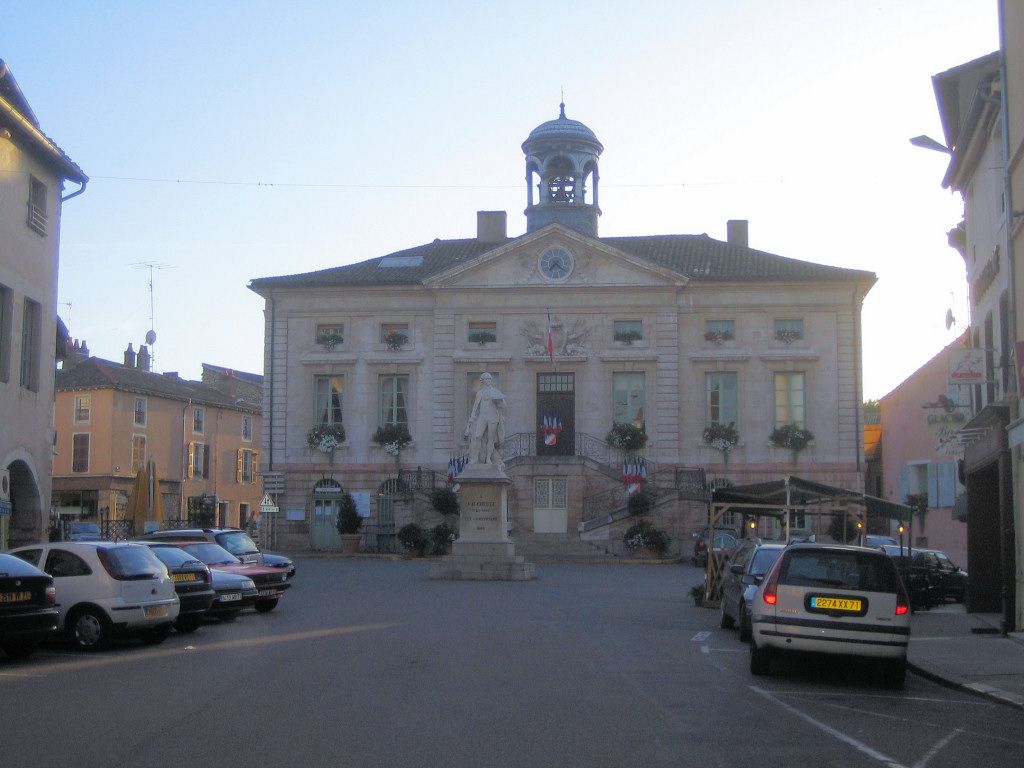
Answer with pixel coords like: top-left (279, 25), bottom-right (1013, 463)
top-left (749, 543), bottom-right (911, 687)
top-left (10, 542), bottom-right (179, 650)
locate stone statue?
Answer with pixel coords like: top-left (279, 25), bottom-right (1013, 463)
top-left (464, 372), bottom-right (507, 466)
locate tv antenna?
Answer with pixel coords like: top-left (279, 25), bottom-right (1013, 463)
top-left (129, 262), bottom-right (172, 368)
top-left (58, 301), bottom-right (72, 333)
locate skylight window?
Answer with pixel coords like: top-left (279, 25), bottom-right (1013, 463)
top-left (378, 255), bottom-right (423, 268)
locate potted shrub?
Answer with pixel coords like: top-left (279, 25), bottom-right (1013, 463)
top-left (429, 522), bottom-right (456, 555)
top-left (373, 423), bottom-right (412, 468)
top-left (623, 518), bottom-right (671, 559)
top-left (703, 329), bottom-right (734, 345)
top-left (307, 423), bottom-right (346, 462)
top-left (431, 487), bottom-right (460, 518)
top-left (769, 423), bottom-right (814, 462)
top-left (689, 584), bottom-right (705, 606)
top-left (335, 492), bottom-right (362, 554)
top-left (316, 330), bottom-right (344, 350)
top-left (703, 422), bottom-right (739, 462)
top-left (613, 329), bottom-right (643, 344)
top-left (627, 490), bottom-right (653, 517)
top-left (397, 523), bottom-right (429, 557)
top-left (606, 422), bottom-right (648, 451)
top-left (383, 330), bottom-right (408, 350)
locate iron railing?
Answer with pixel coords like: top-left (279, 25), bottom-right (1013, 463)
top-left (396, 467), bottom-right (442, 494)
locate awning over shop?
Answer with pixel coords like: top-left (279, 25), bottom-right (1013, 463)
top-left (711, 475), bottom-right (913, 520)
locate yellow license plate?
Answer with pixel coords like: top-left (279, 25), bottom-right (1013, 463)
top-left (811, 596), bottom-right (862, 612)
top-left (0, 591), bottom-right (31, 603)
top-left (144, 604), bottom-right (169, 618)
top-left (172, 573), bottom-right (197, 582)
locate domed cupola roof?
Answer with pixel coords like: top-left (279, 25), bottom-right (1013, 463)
top-left (522, 103), bottom-right (603, 152)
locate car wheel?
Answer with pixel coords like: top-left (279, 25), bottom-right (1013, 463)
top-left (142, 623), bottom-right (172, 645)
top-left (738, 605), bottom-right (751, 643)
top-left (174, 614), bottom-right (202, 634)
top-left (720, 603), bottom-right (735, 629)
top-left (1, 642), bottom-right (37, 660)
top-left (749, 638), bottom-right (772, 676)
top-left (254, 598), bottom-right (279, 613)
top-left (879, 659), bottom-right (906, 689)
top-left (69, 607), bottom-right (109, 651)
top-left (219, 610), bottom-right (241, 622)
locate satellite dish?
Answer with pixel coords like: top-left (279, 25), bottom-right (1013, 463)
top-left (944, 309), bottom-right (955, 330)
top-left (145, 329), bottom-right (157, 345)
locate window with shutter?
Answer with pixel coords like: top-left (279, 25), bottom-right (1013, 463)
top-left (237, 449), bottom-right (244, 484)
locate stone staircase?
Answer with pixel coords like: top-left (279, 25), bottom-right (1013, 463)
top-left (510, 531), bottom-right (622, 563)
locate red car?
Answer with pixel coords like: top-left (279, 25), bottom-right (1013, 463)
top-left (170, 542), bottom-right (290, 613)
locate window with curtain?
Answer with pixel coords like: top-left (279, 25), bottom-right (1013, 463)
top-left (774, 372), bottom-right (806, 427)
top-left (379, 374), bottom-right (409, 427)
top-left (314, 375), bottom-right (344, 426)
top-left (612, 372), bottom-right (646, 426)
top-left (20, 297), bottom-right (40, 392)
top-left (74, 395), bottom-right (91, 424)
top-left (705, 372), bottom-right (738, 426)
top-left (134, 397), bottom-right (147, 426)
top-left (72, 433), bottom-right (89, 473)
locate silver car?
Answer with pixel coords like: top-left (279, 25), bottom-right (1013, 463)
top-left (720, 540), bottom-right (784, 641)
top-left (749, 543), bottom-right (911, 687)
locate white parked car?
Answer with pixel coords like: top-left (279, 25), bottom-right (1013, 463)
top-left (749, 543), bottom-right (911, 687)
top-left (9, 542), bottom-right (179, 650)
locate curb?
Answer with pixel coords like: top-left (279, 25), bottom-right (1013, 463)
top-left (907, 661), bottom-right (1024, 711)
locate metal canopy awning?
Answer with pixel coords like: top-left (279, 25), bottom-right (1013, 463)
top-left (710, 476), bottom-right (914, 521)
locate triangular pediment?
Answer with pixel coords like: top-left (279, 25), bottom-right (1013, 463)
top-left (423, 224), bottom-right (689, 289)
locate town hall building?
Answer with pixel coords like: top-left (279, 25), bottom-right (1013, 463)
top-left (249, 106), bottom-right (875, 556)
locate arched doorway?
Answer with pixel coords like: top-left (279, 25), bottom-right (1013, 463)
top-left (3, 460), bottom-right (43, 549)
top-left (310, 478), bottom-right (343, 550)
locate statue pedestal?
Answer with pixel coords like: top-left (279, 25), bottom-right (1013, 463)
top-left (430, 464), bottom-right (535, 581)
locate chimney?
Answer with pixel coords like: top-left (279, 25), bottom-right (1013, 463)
top-left (137, 344), bottom-right (151, 371)
top-left (123, 343), bottom-right (136, 368)
top-left (727, 219), bottom-right (748, 248)
top-left (477, 211), bottom-right (507, 243)
top-left (80, 339), bottom-right (89, 357)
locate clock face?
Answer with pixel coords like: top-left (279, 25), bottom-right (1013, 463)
top-left (539, 247), bottom-right (574, 281)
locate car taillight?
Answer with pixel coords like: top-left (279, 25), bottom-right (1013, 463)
top-left (895, 603), bottom-right (909, 616)
top-left (761, 558), bottom-right (782, 606)
top-left (45, 586), bottom-right (56, 605)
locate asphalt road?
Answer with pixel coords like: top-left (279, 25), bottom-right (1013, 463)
top-left (2, 558), bottom-right (1021, 768)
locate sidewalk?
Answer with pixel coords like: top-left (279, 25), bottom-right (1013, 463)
top-left (908, 604), bottom-right (1024, 710)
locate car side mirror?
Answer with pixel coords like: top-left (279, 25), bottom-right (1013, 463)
top-left (730, 563), bottom-right (744, 575)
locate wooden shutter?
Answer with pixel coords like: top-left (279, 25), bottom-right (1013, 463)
top-left (202, 445), bottom-right (210, 479)
top-left (237, 449), bottom-right (244, 484)
top-left (926, 462), bottom-right (938, 508)
top-left (187, 442), bottom-right (195, 478)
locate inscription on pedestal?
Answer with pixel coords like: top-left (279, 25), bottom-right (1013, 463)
top-left (458, 483), bottom-right (508, 542)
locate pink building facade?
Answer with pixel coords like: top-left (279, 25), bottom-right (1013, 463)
top-left (879, 335), bottom-right (968, 566)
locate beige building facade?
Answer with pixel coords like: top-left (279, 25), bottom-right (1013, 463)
top-left (251, 108), bottom-right (875, 555)
top-left (0, 60), bottom-right (87, 549)
top-left (53, 347), bottom-right (264, 534)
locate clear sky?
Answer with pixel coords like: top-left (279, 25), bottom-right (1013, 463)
top-left (2, 1), bottom-right (998, 399)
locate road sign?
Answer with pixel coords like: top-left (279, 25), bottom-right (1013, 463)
top-left (0, 499), bottom-right (11, 516)
top-left (260, 493), bottom-right (274, 508)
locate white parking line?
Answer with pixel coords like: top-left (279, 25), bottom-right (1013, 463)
top-left (751, 685), bottom-right (908, 768)
top-left (912, 729), bottom-right (962, 768)
top-left (691, 631), bottom-right (712, 642)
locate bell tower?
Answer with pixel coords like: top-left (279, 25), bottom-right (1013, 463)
top-left (522, 103), bottom-right (603, 237)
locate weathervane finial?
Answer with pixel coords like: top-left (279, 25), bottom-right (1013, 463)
top-left (559, 86), bottom-right (565, 118)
